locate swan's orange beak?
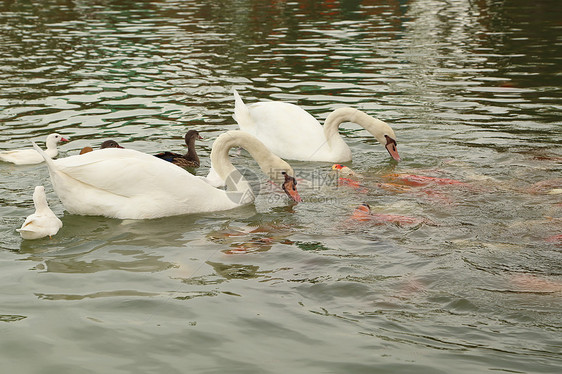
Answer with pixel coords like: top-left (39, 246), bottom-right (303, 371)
top-left (281, 172), bottom-right (302, 203)
top-left (385, 136), bottom-right (400, 161)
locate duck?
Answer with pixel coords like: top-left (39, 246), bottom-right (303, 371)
top-left (0, 133), bottom-right (69, 165)
top-left (79, 147), bottom-right (94, 155)
top-left (154, 130), bottom-right (202, 168)
top-left (233, 89), bottom-right (400, 163)
top-left (16, 186), bottom-right (63, 239)
top-left (32, 131), bottom-right (302, 219)
top-left (79, 139), bottom-right (123, 155)
top-left (100, 140), bottom-right (123, 149)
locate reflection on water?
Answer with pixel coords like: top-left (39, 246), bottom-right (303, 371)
top-left (35, 289), bottom-right (161, 301)
top-left (207, 221), bottom-right (295, 254)
top-left (29, 247), bottom-right (175, 274)
top-left (0, 0), bottom-right (561, 372)
top-left (207, 261), bottom-right (262, 280)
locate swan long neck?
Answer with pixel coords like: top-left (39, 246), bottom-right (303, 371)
top-left (210, 131), bottom-right (292, 190)
top-left (323, 107), bottom-right (395, 145)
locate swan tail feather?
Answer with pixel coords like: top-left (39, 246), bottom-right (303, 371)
top-left (32, 141), bottom-right (56, 172)
top-left (232, 88), bottom-right (254, 131)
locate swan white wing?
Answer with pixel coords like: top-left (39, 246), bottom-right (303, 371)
top-left (49, 149), bottom-right (240, 219)
top-left (241, 102), bottom-right (334, 161)
top-left (52, 149), bottom-right (192, 196)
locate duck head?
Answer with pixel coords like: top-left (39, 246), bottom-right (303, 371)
top-left (100, 140), bottom-right (123, 149)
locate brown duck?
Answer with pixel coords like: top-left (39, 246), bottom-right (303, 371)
top-left (80, 140), bottom-right (123, 154)
top-left (154, 130), bottom-right (202, 168)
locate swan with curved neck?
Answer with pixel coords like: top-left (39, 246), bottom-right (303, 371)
top-left (32, 131), bottom-right (301, 219)
top-left (233, 89), bottom-right (400, 163)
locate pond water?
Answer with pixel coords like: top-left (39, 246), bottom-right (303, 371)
top-left (1, 0), bottom-right (561, 372)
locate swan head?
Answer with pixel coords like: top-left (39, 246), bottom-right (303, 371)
top-left (369, 121), bottom-right (400, 162)
top-left (327, 108), bottom-right (400, 161)
top-left (259, 158), bottom-right (302, 203)
top-left (211, 131), bottom-right (302, 203)
top-left (258, 153), bottom-right (302, 203)
top-left (350, 110), bottom-right (399, 161)
top-left (281, 172), bottom-right (302, 203)
top-left (383, 134), bottom-right (400, 161)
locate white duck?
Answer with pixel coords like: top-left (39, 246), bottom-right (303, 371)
top-left (16, 186), bottom-right (63, 240)
top-left (233, 89), bottom-right (400, 163)
top-left (33, 131), bottom-right (301, 220)
top-left (0, 133), bottom-right (69, 165)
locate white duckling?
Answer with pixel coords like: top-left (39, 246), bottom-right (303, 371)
top-left (0, 133), bottom-right (69, 165)
top-left (16, 186), bottom-right (62, 240)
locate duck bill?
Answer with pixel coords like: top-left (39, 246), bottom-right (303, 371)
top-left (282, 177), bottom-right (302, 203)
top-left (61, 137), bottom-right (70, 142)
top-left (385, 139), bottom-right (400, 161)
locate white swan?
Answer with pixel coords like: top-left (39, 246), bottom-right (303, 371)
top-left (0, 133), bottom-right (69, 165)
top-left (33, 131), bottom-right (301, 219)
top-left (233, 89), bottom-right (400, 163)
top-left (16, 186), bottom-right (63, 240)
